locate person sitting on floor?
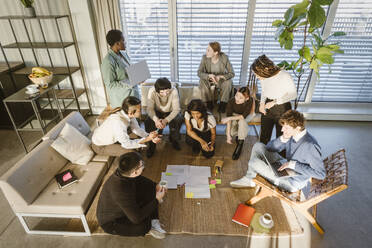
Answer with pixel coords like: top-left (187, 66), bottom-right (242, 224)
top-left (96, 152), bottom-right (167, 239)
top-left (91, 96), bottom-right (161, 156)
top-left (145, 77), bottom-right (184, 158)
top-left (185, 99), bottom-right (216, 159)
top-left (221, 86), bottom-right (256, 160)
top-left (230, 110), bottom-right (326, 192)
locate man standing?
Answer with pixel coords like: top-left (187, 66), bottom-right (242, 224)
top-left (97, 152), bottom-right (167, 239)
top-left (230, 110), bottom-right (326, 192)
top-left (101, 29), bottom-right (139, 108)
top-left (145, 77), bottom-right (183, 158)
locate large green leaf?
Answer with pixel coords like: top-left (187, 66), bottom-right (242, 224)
top-left (326, 44), bottom-right (340, 51)
top-left (284, 7), bottom-right (294, 25)
top-left (332, 31), bottom-right (346, 37)
top-left (275, 25), bottom-right (285, 39)
top-left (314, 0), bottom-right (333, 5)
top-left (308, 2), bottom-right (326, 28)
top-left (317, 53), bottom-right (334, 64)
top-left (291, 0), bottom-right (310, 19)
top-left (299, 46), bottom-right (312, 61)
top-left (317, 47), bottom-right (333, 56)
top-left (272, 20), bottom-right (283, 27)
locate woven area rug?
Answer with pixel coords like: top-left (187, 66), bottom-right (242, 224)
top-left (68, 135), bottom-right (303, 236)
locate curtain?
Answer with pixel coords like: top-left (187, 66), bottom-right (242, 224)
top-left (91, 0), bottom-right (122, 63)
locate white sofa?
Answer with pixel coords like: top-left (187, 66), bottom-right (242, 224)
top-left (0, 112), bottom-right (113, 236)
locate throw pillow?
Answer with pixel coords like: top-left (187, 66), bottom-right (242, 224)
top-left (51, 123), bottom-right (94, 165)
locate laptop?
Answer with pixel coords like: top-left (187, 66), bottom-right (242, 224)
top-left (261, 153), bottom-right (288, 177)
top-left (126, 60), bottom-right (151, 86)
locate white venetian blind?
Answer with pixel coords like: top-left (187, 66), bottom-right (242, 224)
top-left (176, 0), bottom-right (250, 85)
top-left (119, 0), bottom-right (171, 80)
top-left (312, 0), bottom-right (372, 102)
top-left (248, 0), bottom-right (313, 101)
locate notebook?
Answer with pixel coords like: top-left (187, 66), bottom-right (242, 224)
top-left (126, 60), bottom-right (151, 86)
top-left (232, 204), bottom-right (256, 227)
top-left (55, 169), bottom-right (78, 189)
top-left (261, 152), bottom-right (288, 177)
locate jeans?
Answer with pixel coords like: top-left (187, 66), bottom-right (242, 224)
top-left (244, 142), bottom-right (298, 192)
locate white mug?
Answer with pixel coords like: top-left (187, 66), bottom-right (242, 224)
top-left (259, 213), bottom-right (274, 229)
top-left (26, 84), bottom-right (38, 93)
top-left (159, 180), bottom-right (168, 189)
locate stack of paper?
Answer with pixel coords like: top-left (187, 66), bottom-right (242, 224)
top-left (164, 165), bottom-right (211, 199)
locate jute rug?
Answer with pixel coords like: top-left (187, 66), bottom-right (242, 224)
top-left (68, 135), bottom-right (303, 236)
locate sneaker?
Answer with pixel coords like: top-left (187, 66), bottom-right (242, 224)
top-left (230, 177), bottom-right (256, 188)
top-left (151, 219), bottom-right (166, 234)
top-left (148, 229), bottom-right (165, 239)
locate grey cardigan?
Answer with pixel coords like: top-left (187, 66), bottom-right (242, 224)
top-left (197, 53), bottom-right (235, 82)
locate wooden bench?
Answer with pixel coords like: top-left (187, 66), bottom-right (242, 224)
top-left (246, 149), bottom-right (348, 234)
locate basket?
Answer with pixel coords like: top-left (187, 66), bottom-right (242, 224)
top-left (28, 72), bottom-right (53, 86)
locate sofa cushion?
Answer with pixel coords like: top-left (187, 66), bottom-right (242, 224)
top-left (15, 161), bottom-right (107, 215)
top-left (0, 139), bottom-right (68, 208)
top-left (43, 111), bottom-right (91, 141)
top-left (51, 123), bottom-right (94, 165)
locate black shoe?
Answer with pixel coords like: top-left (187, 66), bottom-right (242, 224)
top-left (146, 142), bottom-right (156, 158)
top-left (218, 102), bottom-right (227, 113)
top-left (232, 140), bottom-right (244, 160)
top-left (172, 140), bottom-right (181, 151)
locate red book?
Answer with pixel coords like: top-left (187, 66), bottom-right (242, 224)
top-left (232, 203), bottom-right (256, 227)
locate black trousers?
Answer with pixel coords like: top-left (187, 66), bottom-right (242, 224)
top-left (186, 128), bottom-right (215, 158)
top-left (260, 100), bottom-right (292, 145)
top-left (100, 177), bottom-right (158, 236)
top-left (144, 111), bottom-right (183, 141)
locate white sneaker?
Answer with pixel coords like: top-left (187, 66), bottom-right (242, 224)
top-left (230, 177), bottom-right (256, 188)
top-left (148, 229), bottom-right (165, 239)
top-left (151, 219), bottom-right (166, 234)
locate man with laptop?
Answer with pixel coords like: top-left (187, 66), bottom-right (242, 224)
top-left (230, 110), bottom-right (326, 192)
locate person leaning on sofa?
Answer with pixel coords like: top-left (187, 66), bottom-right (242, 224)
top-left (101, 29), bottom-right (140, 108)
top-left (197, 41), bottom-right (235, 113)
top-left (96, 152), bottom-right (167, 239)
top-left (230, 110), bottom-right (326, 192)
top-left (144, 77), bottom-right (184, 158)
top-left (91, 96), bottom-right (161, 156)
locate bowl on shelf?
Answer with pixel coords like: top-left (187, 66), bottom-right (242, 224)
top-left (28, 72), bottom-right (53, 88)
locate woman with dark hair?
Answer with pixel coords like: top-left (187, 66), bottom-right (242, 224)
top-left (184, 99), bottom-right (216, 158)
top-left (251, 55), bottom-right (297, 144)
top-left (221, 87), bottom-right (256, 160)
top-left (198, 41), bottom-right (235, 113)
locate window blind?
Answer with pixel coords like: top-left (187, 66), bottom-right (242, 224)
top-left (176, 0), bottom-right (250, 85)
top-left (119, 0), bottom-right (171, 81)
top-left (312, 0), bottom-right (372, 102)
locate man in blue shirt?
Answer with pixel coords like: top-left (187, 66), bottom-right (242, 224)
top-left (230, 110), bottom-right (326, 192)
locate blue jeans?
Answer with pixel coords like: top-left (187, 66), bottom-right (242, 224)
top-left (245, 142), bottom-right (298, 192)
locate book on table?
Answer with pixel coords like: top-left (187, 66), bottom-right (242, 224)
top-left (55, 169), bottom-right (78, 189)
top-left (232, 203), bottom-right (256, 227)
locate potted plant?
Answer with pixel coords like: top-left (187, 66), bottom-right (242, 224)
top-left (20, 0), bottom-right (35, 17)
top-left (272, 0), bottom-right (345, 109)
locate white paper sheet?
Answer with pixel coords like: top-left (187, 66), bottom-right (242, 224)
top-left (160, 172), bottom-right (178, 189)
top-left (189, 165), bottom-right (211, 177)
top-left (185, 185), bottom-right (211, 199)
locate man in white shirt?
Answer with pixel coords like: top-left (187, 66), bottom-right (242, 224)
top-left (145, 78), bottom-right (183, 158)
top-left (92, 96), bottom-right (161, 156)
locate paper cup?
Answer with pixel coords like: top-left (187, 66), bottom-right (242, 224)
top-left (159, 180), bottom-right (168, 189)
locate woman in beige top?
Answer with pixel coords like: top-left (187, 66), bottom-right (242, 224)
top-left (197, 41), bottom-right (235, 113)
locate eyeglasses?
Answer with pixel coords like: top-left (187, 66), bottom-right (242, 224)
top-left (135, 161), bottom-right (145, 170)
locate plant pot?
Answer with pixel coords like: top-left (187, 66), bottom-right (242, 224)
top-left (24, 7), bottom-right (36, 17)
